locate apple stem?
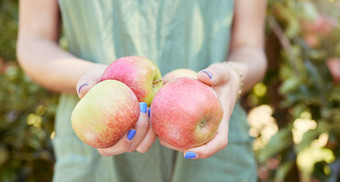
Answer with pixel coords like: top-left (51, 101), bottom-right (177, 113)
top-left (153, 79), bottom-right (162, 84)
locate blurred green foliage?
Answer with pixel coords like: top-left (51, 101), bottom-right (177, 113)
top-left (0, 0), bottom-right (58, 181)
top-left (0, 0), bottom-right (339, 181)
top-left (246, 0), bottom-right (340, 181)
top-left (0, 0), bottom-right (18, 61)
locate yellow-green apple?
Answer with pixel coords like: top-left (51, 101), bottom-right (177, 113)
top-left (162, 69), bottom-right (197, 84)
top-left (101, 56), bottom-right (162, 106)
top-left (71, 80), bottom-right (140, 148)
top-left (151, 77), bottom-right (223, 148)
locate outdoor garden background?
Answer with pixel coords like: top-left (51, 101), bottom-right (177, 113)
top-left (0, 0), bottom-right (339, 181)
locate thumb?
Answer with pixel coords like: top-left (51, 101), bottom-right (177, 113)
top-left (76, 80), bottom-right (97, 99)
top-left (76, 66), bottom-right (107, 99)
top-left (197, 62), bottom-right (230, 86)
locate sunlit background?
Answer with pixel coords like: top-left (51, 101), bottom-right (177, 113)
top-left (0, 0), bottom-right (339, 181)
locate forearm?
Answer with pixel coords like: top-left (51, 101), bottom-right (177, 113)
top-left (227, 0), bottom-right (267, 94)
top-left (227, 46), bottom-right (267, 93)
top-left (17, 37), bottom-right (106, 94)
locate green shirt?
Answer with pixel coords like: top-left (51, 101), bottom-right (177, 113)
top-left (53, 0), bottom-right (257, 181)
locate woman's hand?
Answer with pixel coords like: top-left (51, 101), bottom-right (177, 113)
top-left (159, 62), bottom-right (241, 159)
top-left (76, 66), bottom-right (157, 156)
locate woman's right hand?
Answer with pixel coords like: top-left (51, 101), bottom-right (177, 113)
top-left (76, 65), bottom-right (157, 156)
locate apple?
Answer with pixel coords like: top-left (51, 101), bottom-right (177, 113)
top-left (71, 80), bottom-right (140, 148)
top-left (327, 58), bottom-right (340, 83)
top-left (101, 56), bottom-right (162, 106)
top-left (303, 33), bottom-right (320, 48)
top-left (302, 14), bottom-right (335, 37)
top-left (151, 77), bottom-right (223, 148)
top-left (162, 68), bottom-right (197, 84)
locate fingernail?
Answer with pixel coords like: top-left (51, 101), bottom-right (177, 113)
top-left (201, 70), bottom-right (212, 79)
top-left (140, 102), bottom-right (147, 113)
top-left (184, 151), bottom-right (197, 159)
top-left (78, 83), bottom-right (88, 94)
top-left (127, 129), bottom-right (136, 140)
top-left (148, 108), bottom-right (151, 118)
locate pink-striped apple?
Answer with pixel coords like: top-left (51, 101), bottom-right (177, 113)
top-left (71, 80), bottom-right (140, 148)
top-left (151, 77), bottom-right (223, 148)
top-left (101, 56), bottom-right (162, 106)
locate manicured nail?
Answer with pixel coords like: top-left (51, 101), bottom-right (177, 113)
top-left (184, 151), bottom-right (197, 159)
top-left (140, 102), bottom-right (147, 113)
top-left (127, 129), bottom-right (136, 140)
top-left (201, 70), bottom-right (212, 79)
top-left (148, 108), bottom-right (151, 118)
top-left (78, 83), bottom-right (88, 94)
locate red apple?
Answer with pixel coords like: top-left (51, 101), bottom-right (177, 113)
top-left (71, 80), bottom-right (140, 148)
top-left (303, 33), bottom-right (320, 48)
top-left (162, 69), bottom-right (197, 84)
top-left (302, 14), bottom-right (335, 37)
top-left (151, 77), bottom-right (223, 148)
top-left (327, 58), bottom-right (340, 83)
top-left (101, 56), bottom-right (162, 105)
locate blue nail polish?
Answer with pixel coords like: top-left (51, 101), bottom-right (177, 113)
top-left (140, 102), bottom-right (147, 113)
top-left (184, 152), bottom-right (197, 159)
top-left (148, 108), bottom-right (151, 118)
top-left (127, 129), bottom-right (136, 140)
top-left (78, 83), bottom-right (88, 94)
top-left (201, 70), bottom-right (212, 79)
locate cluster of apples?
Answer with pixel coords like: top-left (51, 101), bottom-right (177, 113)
top-left (71, 56), bottom-right (223, 149)
top-left (301, 14), bottom-right (336, 48)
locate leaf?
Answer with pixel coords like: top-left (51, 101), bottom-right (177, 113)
top-left (258, 127), bottom-right (293, 163)
top-left (304, 60), bottom-right (324, 90)
top-left (301, 2), bottom-right (318, 20)
top-left (275, 160), bottom-right (295, 181)
top-left (330, 90), bottom-right (340, 102)
top-left (0, 146), bottom-right (8, 166)
top-left (279, 77), bottom-right (301, 95)
top-left (292, 103), bottom-right (308, 119)
top-left (286, 16), bottom-right (301, 38)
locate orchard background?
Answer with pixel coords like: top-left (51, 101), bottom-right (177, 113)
top-left (0, 0), bottom-right (339, 181)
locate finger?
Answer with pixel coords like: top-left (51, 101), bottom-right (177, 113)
top-left (127, 103), bottom-right (150, 152)
top-left (76, 80), bottom-right (97, 99)
top-left (97, 129), bottom-right (136, 156)
top-left (197, 63), bottom-right (230, 86)
top-left (76, 66), bottom-right (106, 99)
top-left (159, 138), bottom-right (185, 152)
top-left (183, 121), bottom-right (229, 159)
top-left (135, 108), bottom-right (156, 153)
top-left (135, 126), bottom-right (157, 153)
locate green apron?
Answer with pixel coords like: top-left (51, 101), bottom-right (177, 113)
top-left (53, 0), bottom-right (257, 181)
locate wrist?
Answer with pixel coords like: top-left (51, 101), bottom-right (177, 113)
top-left (225, 61), bottom-right (244, 99)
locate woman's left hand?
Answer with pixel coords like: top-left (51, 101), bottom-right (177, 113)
top-left (159, 62), bottom-right (241, 159)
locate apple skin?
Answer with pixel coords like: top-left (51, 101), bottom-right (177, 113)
top-left (327, 58), bottom-right (340, 83)
top-left (71, 80), bottom-right (140, 149)
top-left (151, 77), bottom-right (223, 148)
top-left (101, 56), bottom-right (162, 106)
top-left (302, 15), bottom-right (335, 37)
top-left (162, 69), bottom-right (197, 84)
top-left (303, 34), bottom-right (320, 48)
